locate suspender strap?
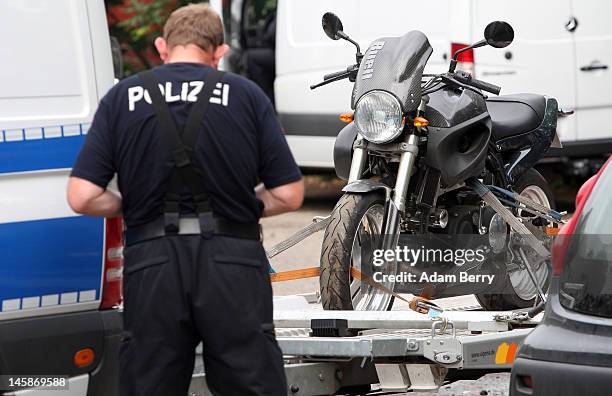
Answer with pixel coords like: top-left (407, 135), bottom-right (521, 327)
top-left (139, 69), bottom-right (225, 238)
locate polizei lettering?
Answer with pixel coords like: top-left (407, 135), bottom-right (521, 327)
top-left (127, 81), bottom-right (230, 111)
top-left (362, 41), bottom-right (385, 80)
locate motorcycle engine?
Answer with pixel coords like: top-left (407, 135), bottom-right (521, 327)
top-left (440, 203), bottom-right (508, 254)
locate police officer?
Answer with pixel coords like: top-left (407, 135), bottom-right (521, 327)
top-left (67, 4), bottom-right (303, 395)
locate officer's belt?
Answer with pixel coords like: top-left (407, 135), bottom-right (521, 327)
top-left (125, 216), bottom-right (261, 246)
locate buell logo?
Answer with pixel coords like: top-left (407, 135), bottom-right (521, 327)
top-left (362, 41), bottom-right (385, 80)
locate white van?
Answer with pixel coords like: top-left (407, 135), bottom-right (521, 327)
top-left (224, 0), bottom-right (612, 170)
top-left (0, 1), bottom-right (122, 394)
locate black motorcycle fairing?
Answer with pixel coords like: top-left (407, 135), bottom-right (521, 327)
top-left (499, 97), bottom-right (559, 183)
top-left (334, 122), bottom-right (358, 180)
top-left (487, 94), bottom-right (546, 140)
top-left (425, 87), bottom-right (489, 128)
top-left (423, 87), bottom-right (491, 186)
top-left (351, 31), bottom-right (433, 113)
top-left (425, 112), bottom-right (492, 187)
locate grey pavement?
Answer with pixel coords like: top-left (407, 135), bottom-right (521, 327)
top-left (262, 199), bottom-right (335, 296)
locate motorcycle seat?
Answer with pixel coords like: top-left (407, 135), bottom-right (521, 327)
top-left (486, 94), bottom-right (546, 141)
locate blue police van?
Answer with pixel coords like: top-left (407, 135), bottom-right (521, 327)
top-left (0, 1), bottom-right (122, 394)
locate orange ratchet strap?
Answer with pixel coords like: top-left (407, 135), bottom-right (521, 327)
top-left (270, 267), bottom-right (320, 282)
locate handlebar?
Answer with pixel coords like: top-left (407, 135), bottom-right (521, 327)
top-left (466, 77), bottom-right (501, 95)
top-left (452, 71), bottom-right (501, 95)
top-left (311, 64), bottom-right (360, 90)
top-left (324, 69), bottom-right (349, 81)
top-left (313, 66), bottom-right (502, 96)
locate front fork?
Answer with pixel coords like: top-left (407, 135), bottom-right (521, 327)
top-left (381, 134), bottom-right (419, 250)
top-left (348, 133), bottom-right (420, 250)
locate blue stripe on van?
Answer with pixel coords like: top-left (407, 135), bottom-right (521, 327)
top-left (0, 134), bottom-right (85, 174)
top-left (0, 216), bottom-right (104, 306)
top-left (0, 123), bottom-right (90, 174)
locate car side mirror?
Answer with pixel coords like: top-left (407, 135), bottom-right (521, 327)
top-left (322, 12), bottom-right (344, 40)
top-left (484, 21), bottom-right (514, 48)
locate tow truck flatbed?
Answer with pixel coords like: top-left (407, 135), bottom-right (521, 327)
top-left (190, 297), bottom-right (541, 395)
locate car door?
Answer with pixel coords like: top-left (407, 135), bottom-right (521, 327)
top-left (0, 0), bottom-right (106, 320)
top-left (571, 0), bottom-right (612, 143)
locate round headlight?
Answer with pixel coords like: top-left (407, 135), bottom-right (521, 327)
top-left (355, 91), bottom-right (404, 143)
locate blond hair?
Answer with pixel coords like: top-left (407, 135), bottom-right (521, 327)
top-left (163, 3), bottom-right (224, 51)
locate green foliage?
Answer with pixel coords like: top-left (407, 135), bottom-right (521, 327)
top-left (106, 0), bottom-right (208, 75)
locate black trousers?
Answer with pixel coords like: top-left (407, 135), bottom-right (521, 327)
top-left (119, 235), bottom-right (287, 396)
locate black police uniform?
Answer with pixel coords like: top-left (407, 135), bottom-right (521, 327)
top-left (71, 62), bottom-right (301, 395)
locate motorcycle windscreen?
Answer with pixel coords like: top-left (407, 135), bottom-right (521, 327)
top-left (351, 31), bottom-right (433, 113)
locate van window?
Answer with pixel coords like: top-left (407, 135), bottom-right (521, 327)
top-left (559, 165), bottom-right (612, 318)
top-left (0, 1), bottom-right (97, 123)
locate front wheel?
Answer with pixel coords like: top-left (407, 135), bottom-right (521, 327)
top-left (476, 168), bottom-right (555, 311)
top-left (320, 192), bottom-right (395, 311)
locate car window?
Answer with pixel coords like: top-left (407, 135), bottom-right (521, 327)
top-left (559, 164), bottom-right (612, 318)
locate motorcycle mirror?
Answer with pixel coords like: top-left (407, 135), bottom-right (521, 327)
top-left (322, 12), bottom-right (344, 40)
top-left (484, 21), bottom-right (514, 48)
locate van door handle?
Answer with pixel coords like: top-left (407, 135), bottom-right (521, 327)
top-left (580, 62), bottom-right (608, 72)
top-left (565, 16), bottom-right (578, 32)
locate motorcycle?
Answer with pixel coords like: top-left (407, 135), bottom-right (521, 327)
top-left (313, 12), bottom-right (567, 311)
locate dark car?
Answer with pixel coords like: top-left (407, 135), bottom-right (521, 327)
top-left (510, 156), bottom-right (612, 396)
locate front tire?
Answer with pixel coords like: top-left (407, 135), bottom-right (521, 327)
top-left (320, 192), bottom-right (394, 311)
top-left (476, 168), bottom-right (555, 311)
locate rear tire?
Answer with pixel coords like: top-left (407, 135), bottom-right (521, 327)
top-left (320, 192), bottom-right (394, 311)
top-left (476, 168), bottom-right (555, 311)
